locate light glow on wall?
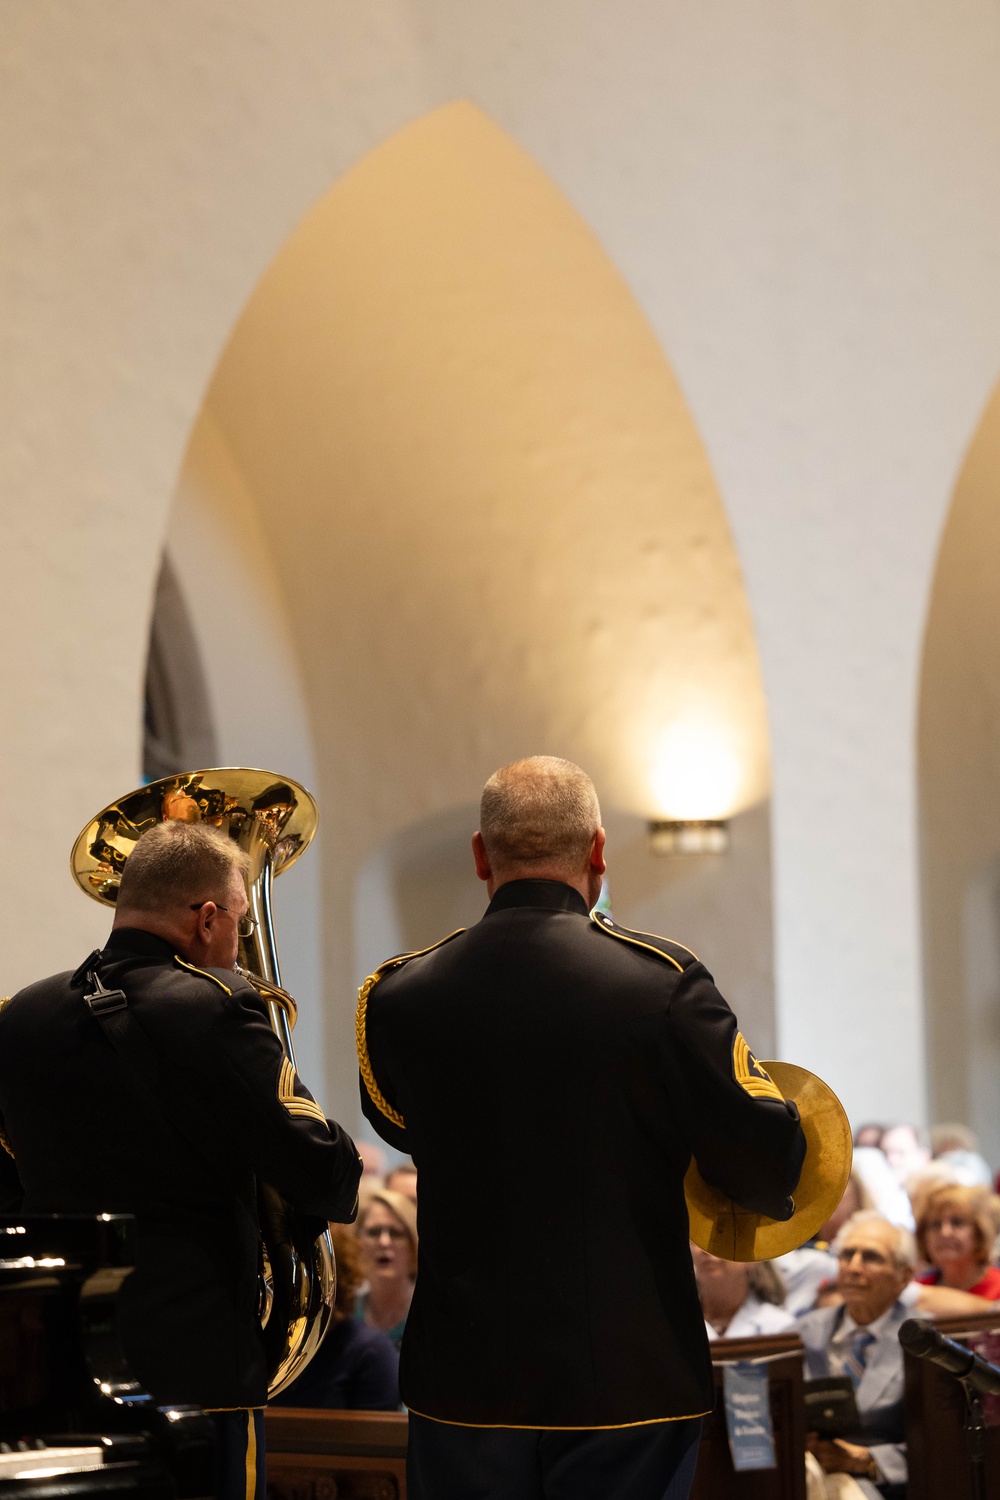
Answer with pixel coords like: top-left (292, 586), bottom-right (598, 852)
top-left (650, 721), bottom-right (742, 821)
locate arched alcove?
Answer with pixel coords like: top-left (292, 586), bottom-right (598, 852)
top-left (173, 100), bottom-right (773, 1126)
top-left (919, 378), bottom-right (1000, 1163)
top-left (143, 555), bottom-right (218, 781)
top-left (156, 411), bottom-right (327, 1097)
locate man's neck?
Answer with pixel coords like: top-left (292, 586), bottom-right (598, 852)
top-left (489, 869), bottom-right (593, 906)
top-left (112, 911), bottom-right (190, 958)
top-left (846, 1300), bottom-right (895, 1328)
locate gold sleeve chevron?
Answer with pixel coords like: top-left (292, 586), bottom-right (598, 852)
top-left (277, 1056), bottom-right (327, 1125)
top-left (732, 1033), bottom-right (785, 1103)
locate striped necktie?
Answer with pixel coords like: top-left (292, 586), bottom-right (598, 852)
top-left (844, 1329), bottom-right (875, 1390)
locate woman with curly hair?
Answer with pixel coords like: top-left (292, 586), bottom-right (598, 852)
top-left (914, 1182), bottom-right (1000, 1299)
top-left (269, 1222), bottom-right (399, 1409)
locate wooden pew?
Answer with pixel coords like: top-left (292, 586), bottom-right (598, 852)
top-left (266, 1332), bottom-right (807, 1500)
top-left (690, 1332), bottom-right (806, 1500)
top-left (904, 1307), bottom-right (1000, 1500)
top-left (265, 1408), bottom-right (408, 1500)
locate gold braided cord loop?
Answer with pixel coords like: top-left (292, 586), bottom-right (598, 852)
top-left (354, 928), bottom-right (466, 1132)
top-left (356, 969), bottom-right (405, 1129)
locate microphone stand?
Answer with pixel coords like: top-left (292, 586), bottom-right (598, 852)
top-left (899, 1318), bottom-right (1000, 1500)
top-left (957, 1378), bottom-right (987, 1500)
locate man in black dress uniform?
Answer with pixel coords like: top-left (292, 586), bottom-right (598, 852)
top-left (0, 821), bottom-right (361, 1498)
top-left (357, 756), bottom-right (806, 1500)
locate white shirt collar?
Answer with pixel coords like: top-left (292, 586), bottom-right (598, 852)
top-left (834, 1300), bottom-right (899, 1342)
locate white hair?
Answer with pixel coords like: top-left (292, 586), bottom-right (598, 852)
top-left (832, 1210), bottom-right (916, 1274)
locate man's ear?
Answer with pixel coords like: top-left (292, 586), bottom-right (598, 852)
top-left (589, 827), bottom-right (607, 875)
top-left (472, 831), bottom-right (493, 884)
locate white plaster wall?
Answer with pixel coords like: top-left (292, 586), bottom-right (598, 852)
top-left (3, 3), bottom-right (1000, 1124)
top-left (167, 413), bottom-right (327, 1104)
top-left (421, 0), bottom-right (1000, 1121)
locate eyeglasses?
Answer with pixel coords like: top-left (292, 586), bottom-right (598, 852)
top-left (837, 1247), bottom-right (888, 1266)
top-left (189, 902), bottom-right (256, 939)
top-left (360, 1225), bottom-right (409, 1243)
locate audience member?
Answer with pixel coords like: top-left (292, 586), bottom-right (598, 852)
top-left (357, 1140), bottom-right (388, 1186)
top-left (853, 1124), bottom-right (886, 1150)
top-left (355, 1188), bottom-right (418, 1349)
top-left (777, 1170), bottom-right (874, 1317)
top-left (913, 1182), bottom-right (1000, 1298)
top-left (930, 1122), bottom-right (978, 1157)
top-left (692, 1246), bottom-right (796, 1340)
top-left (385, 1161), bottom-right (418, 1203)
top-left (879, 1124), bottom-right (929, 1188)
top-left (852, 1146), bottom-right (915, 1230)
top-left (270, 1224), bottom-right (399, 1410)
top-left (800, 1211), bottom-right (914, 1499)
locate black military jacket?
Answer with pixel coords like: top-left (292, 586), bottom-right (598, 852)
top-left (358, 879), bottom-right (806, 1429)
top-left (0, 929), bottom-right (361, 1410)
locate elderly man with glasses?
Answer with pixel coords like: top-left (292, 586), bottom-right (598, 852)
top-left (799, 1211), bottom-right (916, 1499)
top-left (0, 819), bottom-right (362, 1500)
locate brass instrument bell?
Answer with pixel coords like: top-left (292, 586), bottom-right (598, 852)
top-left (71, 766), bottom-right (334, 1397)
top-left (685, 1060), bottom-right (853, 1262)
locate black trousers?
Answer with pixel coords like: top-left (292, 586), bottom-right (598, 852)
top-left (210, 1409), bottom-right (265, 1500)
top-left (407, 1414), bottom-right (703, 1500)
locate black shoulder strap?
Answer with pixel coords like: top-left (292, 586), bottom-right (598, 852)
top-left (82, 962), bottom-right (258, 1230)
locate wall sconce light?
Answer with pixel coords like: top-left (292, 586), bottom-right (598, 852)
top-left (648, 819), bottom-right (730, 856)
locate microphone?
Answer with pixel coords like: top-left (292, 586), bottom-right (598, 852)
top-left (899, 1318), bottom-right (1000, 1397)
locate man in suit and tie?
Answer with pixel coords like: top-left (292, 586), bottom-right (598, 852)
top-left (799, 1211), bottom-right (915, 1499)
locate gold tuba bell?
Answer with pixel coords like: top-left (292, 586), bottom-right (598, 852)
top-left (70, 766), bottom-right (335, 1397)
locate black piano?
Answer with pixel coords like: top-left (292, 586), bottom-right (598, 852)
top-left (0, 1214), bottom-right (212, 1497)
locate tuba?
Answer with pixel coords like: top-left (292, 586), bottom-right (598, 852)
top-left (70, 766), bottom-right (335, 1397)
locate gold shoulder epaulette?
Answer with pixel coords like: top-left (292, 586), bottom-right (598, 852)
top-left (173, 955), bottom-right (233, 996)
top-left (356, 929), bottom-right (465, 1129)
top-left (589, 910), bottom-right (698, 974)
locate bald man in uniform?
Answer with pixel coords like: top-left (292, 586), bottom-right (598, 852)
top-left (357, 756), bottom-right (806, 1500)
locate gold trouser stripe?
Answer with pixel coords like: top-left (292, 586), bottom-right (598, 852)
top-left (405, 1404), bottom-right (711, 1430)
top-left (244, 1410), bottom-right (257, 1500)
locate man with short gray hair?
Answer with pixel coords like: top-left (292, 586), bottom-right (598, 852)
top-left (358, 755), bottom-right (806, 1500)
top-left (799, 1211), bottom-right (914, 1497)
top-left (0, 818), bottom-right (362, 1500)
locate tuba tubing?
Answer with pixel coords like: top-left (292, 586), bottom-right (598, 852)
top-left (71, 767), bottom-right (336, 1399)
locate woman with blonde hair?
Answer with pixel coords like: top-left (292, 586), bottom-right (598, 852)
top-left (270, 1223), bottom-right (399, 1409)
top-left (914, 1182), bottom-right (1000, 1299)
top-left (355, 1187), bottom-right (418, 1347)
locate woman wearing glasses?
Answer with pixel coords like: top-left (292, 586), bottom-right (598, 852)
top-left (356, 1188), bottom-right (418, 1348)
top-left (913, 1182), bottom-right (1000, 1299)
